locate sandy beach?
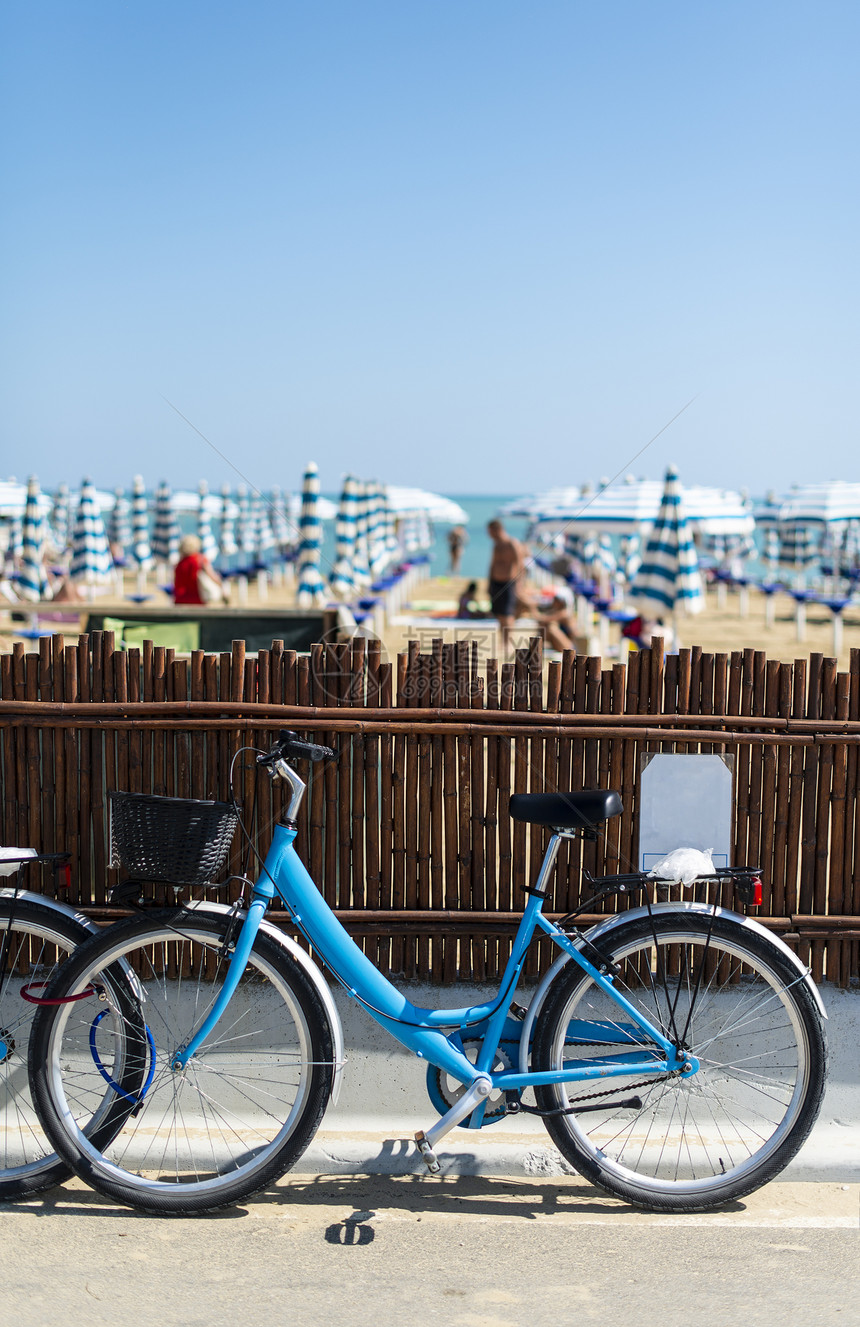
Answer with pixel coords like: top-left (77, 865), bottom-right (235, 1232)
top-left (3, 567), bottom-right (859, 675)
top-left (384, 574), bottom-right (860, 672)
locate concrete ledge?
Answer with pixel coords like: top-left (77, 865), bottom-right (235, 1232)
top-left (308, 981), bottom-right (860, 1182)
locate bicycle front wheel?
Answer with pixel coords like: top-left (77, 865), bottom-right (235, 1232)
top-left (29, 911), bottom-right (334, 1214)
top-left (532, 912), bottom-right (826, 1211)
top-left (0, 895), bottom-right (93, 1199)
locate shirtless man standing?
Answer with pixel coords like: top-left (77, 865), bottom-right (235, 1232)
top-left (487, 519), bottom-right (526, 653)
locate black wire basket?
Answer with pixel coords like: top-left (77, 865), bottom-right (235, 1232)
top-left (108, 791), bottom-right (239, 886)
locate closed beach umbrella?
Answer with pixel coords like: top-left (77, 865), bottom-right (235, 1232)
top-left (196, 481), bottom-right (219, 564)
top-left (218, 486), bottom-right (238, 562)
top-left (50, 483), bottom-right (70, 554)
top-left (381, 487), bottom-right (399, 560)
top-left (597, 534), bottom-right (617, 580)
top-left (250, 492), bottom-right (274, 565)
top-left (579, 533), bottom-right (599, 577)
top-left (107, 488), bottom-right (132, 556)
top-left (18, 476), bottom-right (51, 602)
top-left (330, 474), bottom-right (358, 598)
top-left (234, 486), bottom-right (255, 567)
top-left (151, 482), bottom-right (180, 566)
top-left (364, 482), bottom-right (380, 574)
top-left (269, 487), bottom-right (293, 554)
top-left (130, 475), bottom-right (153, 570)
top-left (70, 479), bottom-right (113, 591)
top-left (628, 465), bottom-right (704, 643)
top-left (351, 481), bottom-right (372, 585)
top-left (401, 511), bottom-right (420, 556)
top-left (367, 481), bottom-right (389, 576)
top-left (5, 511), bottom-right (22, 574)
top-left (563, 531), bottom-right (583, 563)
top-left (620, 534), bottom-right (640, 585)
top-left (296, 462), bottom-right (327, 607)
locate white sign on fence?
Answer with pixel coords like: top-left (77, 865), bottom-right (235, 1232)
top-left (638, 753), bottom-right (734, 872)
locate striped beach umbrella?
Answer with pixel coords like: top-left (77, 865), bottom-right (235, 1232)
top-left (763, 527), bottom-right (780, 577)
top-left (269, 487), bottom-right (294, 554)
top-left (840, 520), bottom-right (860, 577)
top-left (778, 522), bottom-right (819, 575)
top-left (364, 481), bottom-right (380, 574)
top-left (234, 486), bottom-right (255, 567)
top-left (597, 534), bottom-right (617, 579)
top-left (70, 479), bottom-right (113, 590)
top-left (196, 481), bottom-right (219, 564)
top-left (250, 492), bottom-right (274, 565)
top-left (628, 465), bottom-right (704, 637)
top-left (514, 476), bottom-right (754, 540)
top-left (18, 477), bottom-right (51, 601)
top-left (218, 486), bottom-right (237, 562)
top-left (329, 474), bottom-right (358, 598)
top-left (296, 462), bottom-right (327, 607)
top-left (130, 475), bottom-right (153, 570)
top-left (5, 510), bottom-right (22, 575)
top-left (619, 534), bottom-right (640, 584)
top-left (349, 481), bottom-right (371, 584)
top-left (401, 512), bottom-right (420, 556)
top-left (151, 482), bottom-right (180, 566)
top-left (107, 488), bottom-right (132, 555)
top-left (50, 483), bottom-right (70, 553)
top-left (367, 481), bottom-right (389, 576)
top-left (381, 487), bottom-right (399, 560)
top-left (579, 533), bottom-right (599, 577)
top-left (562, 531), bottom-right (583, 564)
top-left (376, 481), bottom-right (397, 570)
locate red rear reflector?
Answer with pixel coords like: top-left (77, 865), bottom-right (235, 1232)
top-left (753, 878), bottom-right (762, 907)
top-left (61, 864), bottom-right (72, 890)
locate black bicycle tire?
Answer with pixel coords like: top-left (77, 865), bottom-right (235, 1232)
top-left (29, 910), bottom-right (334, 1215)
top-left (0, 897), bottom-right (92, 1199)
top-left (532, 912), bottom-right (826, 1212)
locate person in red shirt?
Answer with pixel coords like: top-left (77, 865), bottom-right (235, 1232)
top-left (173, 535), bottom-right (224, 605)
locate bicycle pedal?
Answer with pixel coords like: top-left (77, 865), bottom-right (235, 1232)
top-left (414, 1130), bottom-right (441, 1176)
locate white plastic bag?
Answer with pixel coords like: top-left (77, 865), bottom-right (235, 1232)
top-left (0, 846), bottom-right (36, 877)
top-left (648, 847), bottom-right (714, 887)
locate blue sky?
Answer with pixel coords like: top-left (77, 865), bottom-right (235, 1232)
top-left (1, 2), bottom-right (858, 498)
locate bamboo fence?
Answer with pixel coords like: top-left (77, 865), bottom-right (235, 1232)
top-left (1, 631), bottom-right (859, 985)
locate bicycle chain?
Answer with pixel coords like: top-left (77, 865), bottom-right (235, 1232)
top-left (508, 1069), bottom-right (683, 1118)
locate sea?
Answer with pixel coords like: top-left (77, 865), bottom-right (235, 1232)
top-left (168, 492), bottom-right (521, 581)
top-left (172, 491), bottom-right (771, 585)
top-left (317, 494), bottom-right (769, 583)
top-left (335, 494), bottom-right (524, 582)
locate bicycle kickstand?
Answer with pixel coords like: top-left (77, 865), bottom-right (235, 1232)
top-left (414, 1074), bottom-right (492, 1176)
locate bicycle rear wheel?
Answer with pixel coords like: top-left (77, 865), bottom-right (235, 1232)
top-left (0, 895), bottom-right (92, 1198)
top-left (532, 912), bottom-right (826, 1211)
top-left (29, 911), bottom-right (334, 1214)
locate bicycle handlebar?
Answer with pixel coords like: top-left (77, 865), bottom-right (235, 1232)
top-left (257, 730), bottom-right (338, 769)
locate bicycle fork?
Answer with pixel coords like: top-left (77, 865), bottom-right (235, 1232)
top-left (169, 893), bottom-right (269, 1071)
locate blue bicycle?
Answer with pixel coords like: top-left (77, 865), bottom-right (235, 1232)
top-left (29, 731), bottom-right (826, 1214)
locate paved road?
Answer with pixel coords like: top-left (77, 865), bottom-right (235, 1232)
top-left (2, 1177), bottom-right (857, 1327)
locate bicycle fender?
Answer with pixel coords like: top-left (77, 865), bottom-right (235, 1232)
top-left (182, 900), bottom-right (346, 1105)
top-left (518, 900), bottom-right (826, 1075)
top-left (0, 888), bottom-right (101, 935)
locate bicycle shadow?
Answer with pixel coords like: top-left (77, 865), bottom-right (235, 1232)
top-left (2, 1138), bottom-right (746, 1222)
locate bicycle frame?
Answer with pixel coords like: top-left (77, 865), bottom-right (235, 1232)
top-left (172, 823), bottom-right (697, 1125)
